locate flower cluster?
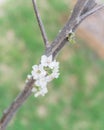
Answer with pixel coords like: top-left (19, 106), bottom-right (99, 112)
top-left (27, 55), bottom-right (60, 97)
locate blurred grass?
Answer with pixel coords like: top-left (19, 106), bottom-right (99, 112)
top-left (0, 0), bottom-right (104, 130)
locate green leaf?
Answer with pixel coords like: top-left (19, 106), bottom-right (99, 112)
top-left (68, 32), bottom-right (76, 44)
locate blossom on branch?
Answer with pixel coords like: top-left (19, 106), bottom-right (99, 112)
top-left (31, 64), bottom-right (46, 80)
top-left (28, 55), bottom-right (60, 97)
top-left (41, 55), bottom-right (53, 67)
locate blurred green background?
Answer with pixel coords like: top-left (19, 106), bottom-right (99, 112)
top-left (0, 0), bottom-right (104, 130)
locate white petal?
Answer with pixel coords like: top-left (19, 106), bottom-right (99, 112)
top-left (48, 55), bottom-right (52, 62)
top-left (46, 75), bottom-right (54, 82)
top-left (39, 78), bottom-right (47, 87)
top-left (41, 87), bottom-right (48, 96)
top-left (41, 55), bottom-right (53, 67)
top-left (41, 55), bottom-right (47, 65)
top-left (35, 80), bottom-right (40, 86)
top-left (38, 64), bottom-right (44, 70)
top-left (32, 87), bottom-right (37, 92)
top-left (41, 55), bottom-right (47, 61)
top-left (27, 74), bottom-right (32, 79)
top-left (31, 70), bottom-right (38, 79)
top-left (54, 73), bottom-right (60, 78)
top-left (49, 61), bottom-right (59, 69)
top-left (35, 77), bottom-right (47, 88)
top-left (34, 92), bottom-right (41, 97)
top-left (32, 65), bottom-right (38, 70)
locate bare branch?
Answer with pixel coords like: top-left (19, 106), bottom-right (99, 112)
top-left (53, 38), bottom-right (68, 58)
top-left (50, 0), bottom-right (90, 53)
top-left (0, 78), bottom-right (34, 130)
top-left (81, 0), bottom-right (97, 15)
top-left (32, 0), bottom-right (49, 48)
top-left (72, 4), bottom-right (104, 33)
top-left (51, 1), bottom-right (104, 58)
top-left (70, 0), bottom-right (89, 21)
top-left (80, 4), bottom-right (104, 22)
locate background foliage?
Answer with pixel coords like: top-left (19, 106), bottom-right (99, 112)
top-left (0, 0), bottom-right (104, 130)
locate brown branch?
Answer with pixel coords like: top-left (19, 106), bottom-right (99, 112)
top-left (51, 2), bottom-right (104, 58)
top-left (0, 78), bottom-right (34, 130)
top-left (72, 4), bottom-right (104, 33)
top-left (81, 0), bottom-right (97, 15)
top-left (69, 0), bottom-right (89, 21)
top-left (50, 0), bottom-right (90, 52)
top-left (32, 0), bottom-right (49, 48)
top-left (53, 38), bottom-right (68, 58)
top-left (80, 4), bottom-right (104, 22)
top-left (0, 0), bottom-right (104, 130)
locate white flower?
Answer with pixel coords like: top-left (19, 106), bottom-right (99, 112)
top-left (27, 74), bottom-right (32, 79)
top-left (34, 87), bottom-right (48, 97)
top-left (40, 87), bottom-right (48, 95)
top-left (34, 91), bottom-right (41, 97)
top-left (48, 60), bottom-right (60, 79)
top-left (31, 64), bottom-right (46, 80)
top-left (46, 75), bottom-right (54, 82)
top-left (41, 55), bottom-right (52, 67)
top-left (35, 77), bottom-right (47, 88)
top-left (25, 74), bottom-right (32, 83)
top-left (30, 54), bottom-right (60, 98)
top-left (40, 87), bottom-right (48, 96)
top-left (46, 70), bottom-right (60, 82)
top-left (31, 87), bottom-right (37, 93)
top-left (49, 60), bottom-right (59, 69)
top-left (51, 70), bottom-right (60, 78)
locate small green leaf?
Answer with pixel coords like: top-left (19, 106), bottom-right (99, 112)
top-left (68, 32), bottom-right (76, 44)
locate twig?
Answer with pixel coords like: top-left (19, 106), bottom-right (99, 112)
top-left (53, 38), bottom-right (68, 58)
top-left (80, 4), bottom-right (104, 22)
top-left (72, 4), bottom-right (104, 33)
top-left (0, 52), bottom-right (53, 130)
top-left (32, 0), bottom-right (49, 48)
top-left (0, 78), bottom-right (34, 130)
top-left (53, 4), bottom-right (104, 58)
top-left (81, 0), bottom-right (97, 15)
top-left (49, 0), bottom-right (90, 52)
top-left (51, 2), bottom-right (104, 58)
top-left (53, 0), bottom-right (104, 57)
top-left (69, 0), bottom-right (89, 21)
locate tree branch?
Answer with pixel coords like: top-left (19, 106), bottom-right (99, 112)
top-left (49, 0), bottom-right (90, 53)
top-left (80, 4), bottom-right (104, 22)
top-left (51, 1), bottom-right (104, 58)
top-left (0, 78), bottom-right (34, 130)
top-left (71, 4), bottom-right (104, 33)
top-left (81, 0), bottom-right (97, 15)
top-left (32, 0), bottom-right (49, 48)
top-left (53, 38), bottom-right (68, 58)
top-left (70, 0), bottom-right (89, 21)
top-left (0, 0), bottom-right (104, 130)
top-left (53, 4), bottom-right (104, 58)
